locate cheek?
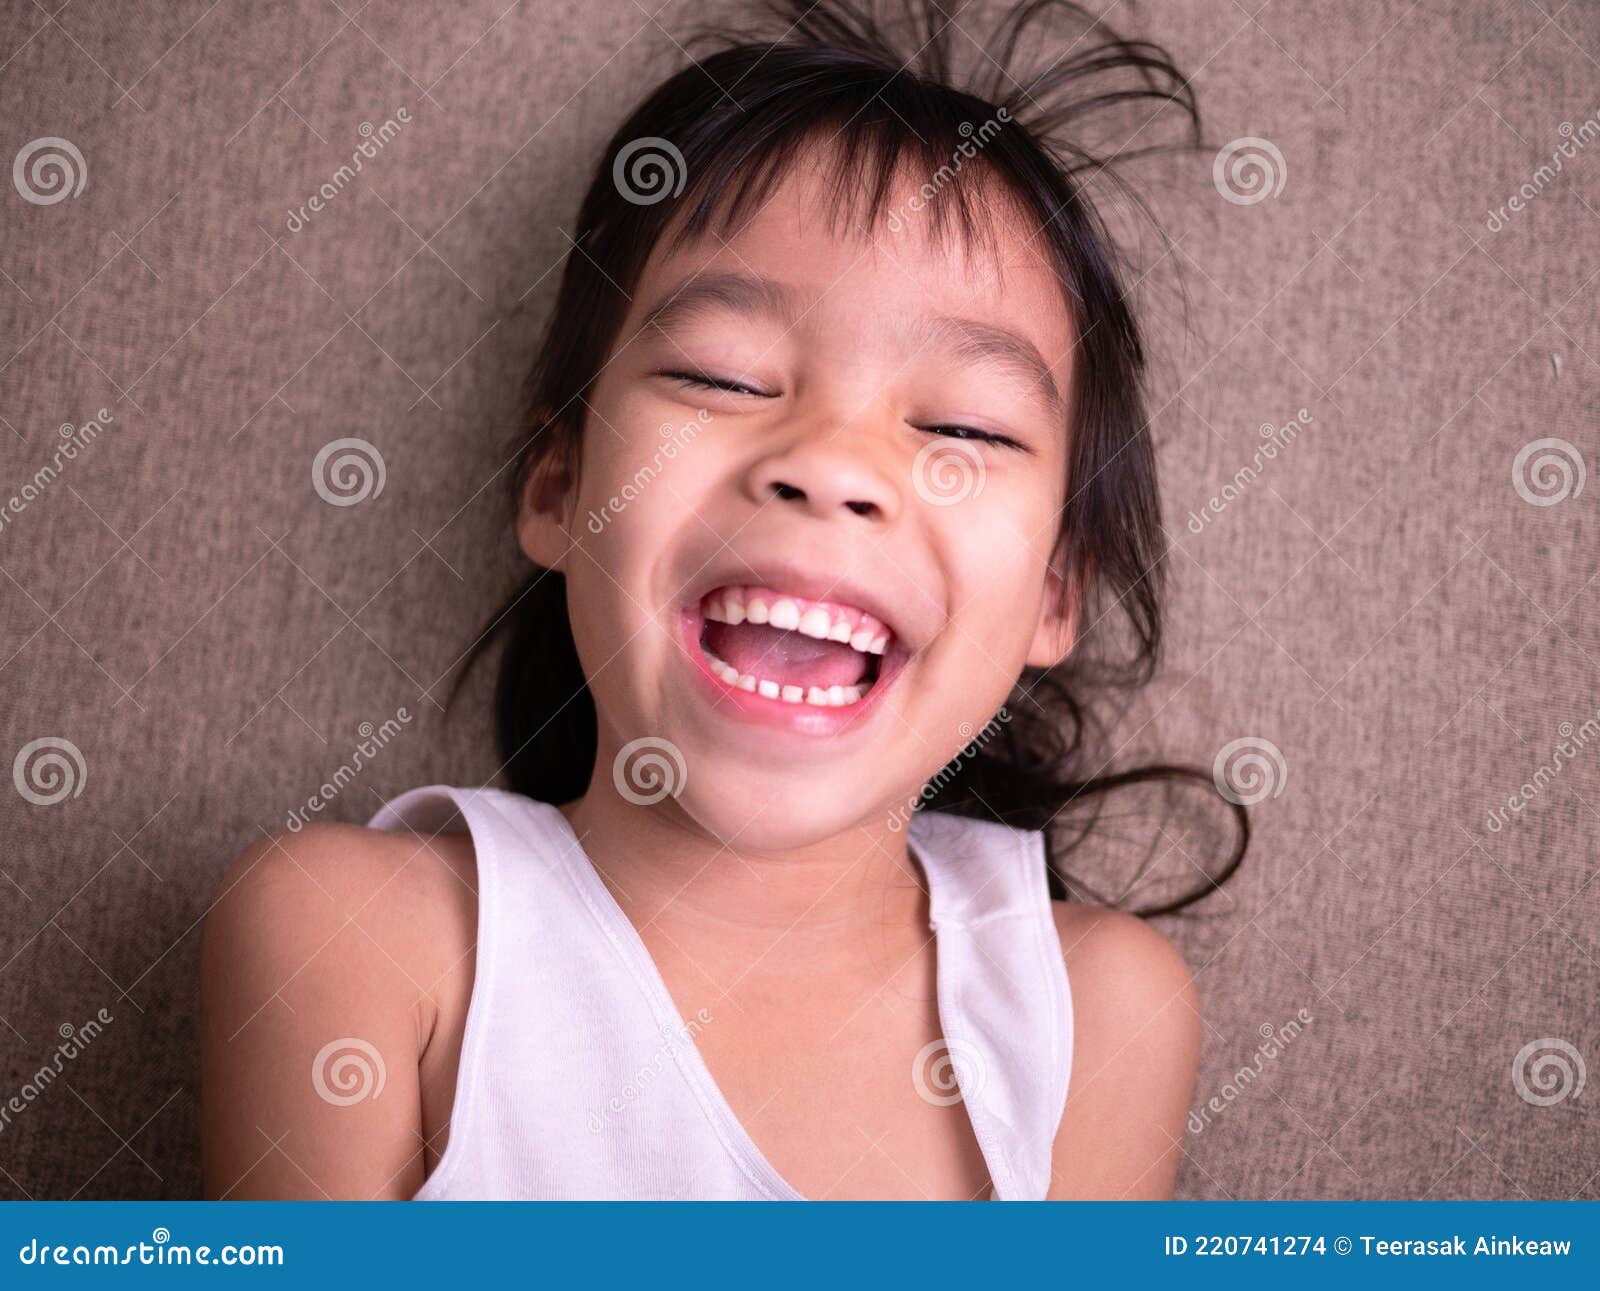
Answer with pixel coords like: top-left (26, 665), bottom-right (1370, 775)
top-left (562, 415), bottom-right (712, 703)
top-left (932, 485), bottom-right (1059, 672)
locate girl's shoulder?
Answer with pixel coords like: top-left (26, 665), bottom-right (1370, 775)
top-left (1049, 899), bottom-right (1197, 1005)
top-left (1045, 900), bottom-right (1201, 1198)
top-left (206, 819), bottom-right (477, 994)
top-left (200, 821), bottom-right (477, 1197)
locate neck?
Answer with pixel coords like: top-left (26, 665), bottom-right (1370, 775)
top-left (557, 783), bottom-right (927, 951)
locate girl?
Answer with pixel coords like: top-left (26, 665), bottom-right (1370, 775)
top-left (201, 0), bottom-right (1243, 1201)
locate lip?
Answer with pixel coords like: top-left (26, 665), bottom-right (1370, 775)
top-left (676, 602), bottom-right (909, 738)
top-left (679, 559), bottom-right (921, 654)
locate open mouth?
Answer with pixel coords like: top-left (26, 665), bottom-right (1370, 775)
top-left (692, 584), bottom-right (896, 709)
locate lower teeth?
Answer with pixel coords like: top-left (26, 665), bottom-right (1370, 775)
top-left (701, 649), bottom-right (868, 707)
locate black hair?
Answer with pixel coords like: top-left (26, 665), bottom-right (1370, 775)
top-left (451, 0), bottom-right (1246, 916)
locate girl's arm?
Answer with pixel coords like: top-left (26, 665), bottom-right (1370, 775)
top-left (199, 824), bottom-right (473, 1200)
top-left (1046, 904), bottom-right (1203, 1200)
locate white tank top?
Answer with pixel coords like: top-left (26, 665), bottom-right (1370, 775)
top-left (365, 784), bottom-right (1073, 1200)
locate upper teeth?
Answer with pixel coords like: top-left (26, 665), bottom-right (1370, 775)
top-left (703, 585), bottom-right (890, 655)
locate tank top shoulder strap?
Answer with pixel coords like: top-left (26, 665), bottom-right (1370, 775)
top-left (363, 783), bottom-right (596, 1197)
top-left (906, 807), bottom-right (1073, 1200)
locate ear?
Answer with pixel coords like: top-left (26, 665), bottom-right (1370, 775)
top-left (515, 445), bottom-right (578, 572)
top-left (1024, 555), bottom-right (1083, 670)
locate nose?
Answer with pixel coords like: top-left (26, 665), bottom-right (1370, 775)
top-left (744, 427), bottom-right (903, 526)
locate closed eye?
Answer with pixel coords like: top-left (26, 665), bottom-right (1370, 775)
top-left (656, 369), bottom-right (774, 398)
top-left (918, 424), bottom-right (1029, 452)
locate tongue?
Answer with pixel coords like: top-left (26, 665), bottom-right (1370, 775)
top-left (703, 621), bottom-right (870, 689)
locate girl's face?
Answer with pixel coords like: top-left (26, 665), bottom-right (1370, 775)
top-left (522, 149), bottom-right (1079, 848)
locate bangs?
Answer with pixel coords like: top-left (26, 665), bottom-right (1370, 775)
top-left (661, 82), bottom-right (1021, 268)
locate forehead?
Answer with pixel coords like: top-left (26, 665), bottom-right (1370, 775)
top-left (636, 143), bottom-right (1076, 374)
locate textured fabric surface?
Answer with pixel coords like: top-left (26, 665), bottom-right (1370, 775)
top-left (0, 1), bottom-right (1595, 1199)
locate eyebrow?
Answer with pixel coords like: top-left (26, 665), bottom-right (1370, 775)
top-left (638, 270), bottom-right (1066, 420)
top-left (911, 313), bottom-right (1067, 421)
top-left (638, 271), bottom-right (802, 338)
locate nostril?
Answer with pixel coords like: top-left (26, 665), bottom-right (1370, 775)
top-left (845, 500), bottom-right (877, 518)
top-left (770, 482), bottom-right (806, 501)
